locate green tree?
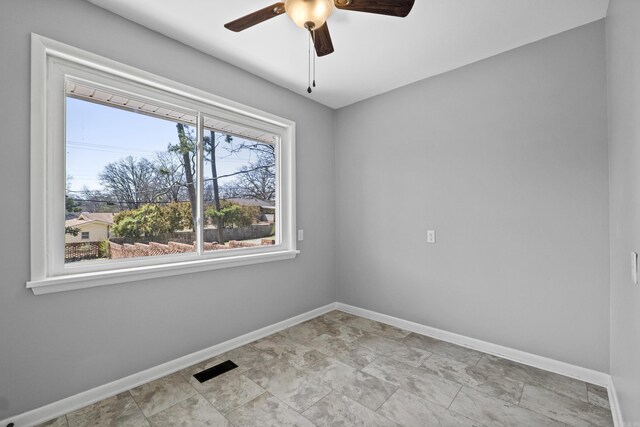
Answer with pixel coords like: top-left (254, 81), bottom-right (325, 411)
top-left (65, 195), bottom-right (81, 214)
top-left (65, 174), bottom-right (81, 214)
top-left (65, 226), bottom-right (80, 236)
top-left (165, 202), bottom-right (193, 231)
top-left (204, 131), bottom-right (233, 244)
top-left (112, 204), bottom-right (169, 238)
top-left (111, 202), bottom-right (193, 239)
top-left (205, 201), bottom-right (258, 234)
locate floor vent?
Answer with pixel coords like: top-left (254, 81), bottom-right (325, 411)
top-left (193, 360), bottom-right (238, 383)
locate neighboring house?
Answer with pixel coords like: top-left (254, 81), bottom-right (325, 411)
top-left (64, 212), bottom-right (115, 244)
top-left (225, 198), bottom-right (276, 222)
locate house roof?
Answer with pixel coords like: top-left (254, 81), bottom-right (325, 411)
top-left (78, 212), bottom-right (115, 225)
top-left (66, 212), bottom-right (115, 228)
top-left (65, 218), bottom-right (89, 227)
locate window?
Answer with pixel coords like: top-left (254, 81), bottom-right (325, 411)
top-left (29, 35), bottom-right (297, 294)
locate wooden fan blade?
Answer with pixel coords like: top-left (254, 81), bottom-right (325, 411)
top-left (335, 0), bottom-right (415, 17)
top-left (313, 23), bottom-right (334, 57)
top-left (224, 2), bottom-right (285, 32)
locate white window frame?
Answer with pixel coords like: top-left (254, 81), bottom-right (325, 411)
top-left (28, 34), bottom-right (298, 295)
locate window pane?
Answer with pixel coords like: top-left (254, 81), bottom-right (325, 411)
top-left (202, 118), bottom-right (277, 252)
top-left (65, 82), bottom-right (198, 264)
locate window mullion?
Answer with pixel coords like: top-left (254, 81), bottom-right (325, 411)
top-left (196, 112), bottom-right (205, 255)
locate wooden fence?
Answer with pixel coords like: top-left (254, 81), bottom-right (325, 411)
top-left (65, 242), bottom-right (100, 262)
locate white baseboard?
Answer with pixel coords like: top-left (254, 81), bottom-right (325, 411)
top-left (336, 303), bottom-right (625, 424)
top-left (608, 377), bottom-right (624, 427)
top-left (335, 303), bottom-right (611, 387)
top-left (1, 303), bottom-right (337, 427)
top-left (3, 301), bottom-right (623, 427)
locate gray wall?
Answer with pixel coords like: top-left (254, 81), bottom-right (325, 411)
top-left (334, 21), bottom-right (610, 372)
top-left (0, 0), bottom-right (335, 419)
top-left (606, 0), bottom-right (640, 423)
top-left (0, 1), bottom-right (620, 420)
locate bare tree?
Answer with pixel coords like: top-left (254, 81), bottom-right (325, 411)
top-left (223, 149), bottom-right (276, 201)
top-left (169, 124), bottom-right (197, 230)
top-left (155, 151), bottom-right (185, 202)
top-left (77, 186), bottom-right (117, 213)
top-left (99, 156), bottom-right (162, 209)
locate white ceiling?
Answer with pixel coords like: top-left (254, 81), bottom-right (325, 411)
top-left (87, 0), bottom-right (609, 109)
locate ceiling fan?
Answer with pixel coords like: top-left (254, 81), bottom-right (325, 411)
top-left (224, 0), bottom-right (416, 58)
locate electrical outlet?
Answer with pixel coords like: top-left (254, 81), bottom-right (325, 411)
top-left (297, 229), bottom-right (304, 241)
top-left (632, 252), bottom-right (638, 285)
top-left (427, 230), bottom-right (436, 244)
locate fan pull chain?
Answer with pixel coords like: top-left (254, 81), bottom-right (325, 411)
top-left (313, 32), bottom-right (316, 88)
top-left (307, 31), bottom-right (312, 94)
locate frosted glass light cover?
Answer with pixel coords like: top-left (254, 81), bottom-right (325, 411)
top-left (284, 0), bottom-right (334, 29)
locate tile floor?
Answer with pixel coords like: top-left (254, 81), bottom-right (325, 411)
top-left (37, 310), bottom-right (613, 426)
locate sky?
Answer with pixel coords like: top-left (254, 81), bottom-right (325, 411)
top-left (65, 97), bottom-right (261, 193)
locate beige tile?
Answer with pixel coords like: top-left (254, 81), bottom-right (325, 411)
top-left (587, 383), bottom-right (610, 410)
top-left (221, 344), bottom-right (274, 373)
top-left (320, 310), bottom-right (361, 324)
top-left (421, 353), bottom-right (524, 404)
top-left (303, 391), bottom-right (397, 426)
top-left (226, 393), bottom-right (315, 427)
top-left (177, 356), bottom-right (226, 379)
top-left (192, 370), bottom-right (265, 414)
top-left (449, 387), bottom-right (567, 427)
top-left (35, 416), bottom-right (68, 427)
top-left (475, 354), bottom-right (589, 402)
top-left (129, 372), bottom-right (198, 417)
top-left (178, 346), bottom-right (272, 383)
top-left (252, 333), bottom-right (327, 370)
top-left (244, 359), bottom-right (331, 412)
top-left (519, 384), bottom-right (613, 427)
top-left (402, 333), bottom-right (484, 366)
top-left (315, 317), bottom-right (369, 342)
top-left (49, 313), bottom-right (614, 427)
top-left (278, 318), bottom-right (334, 344)
top-left (355, 332), bottom-right (431, 367)
top-left (341, 316), bottom-right (411, 340)
top-left (306, 357), bottom-right (398, 411)
top-left (66, 392), bottom-right (149, 427)
top-left (378, 389), bottom-right (482, 427)
top-left (363, 356), bottom-right (461, 407)
top-left (279, 317), bottom-right (364, 344)
top-left (308, 333), bottom-right (378, 369)
top-left (147, 393), bottom-right (231, 426)
top-left (178, 345), bottom-right (272, 379)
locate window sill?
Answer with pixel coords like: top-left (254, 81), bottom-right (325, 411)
top-left (27, 250), bottom-right (299, 295)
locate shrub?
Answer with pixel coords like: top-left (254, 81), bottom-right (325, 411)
top-left (112, 202), bottom-right (193, 238)
top-left (205, 201), bottom-right (259, 228)
top-left (98, 239), bottom-right (110, 258)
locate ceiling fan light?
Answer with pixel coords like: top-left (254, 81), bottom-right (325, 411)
top-left (284, 0), bottom-right (334, 29)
